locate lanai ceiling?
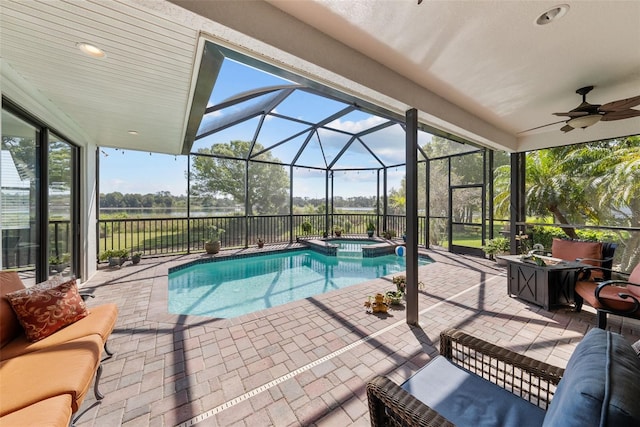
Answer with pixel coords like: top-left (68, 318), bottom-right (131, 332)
top-left (1, 0), bottom-right (639, 156)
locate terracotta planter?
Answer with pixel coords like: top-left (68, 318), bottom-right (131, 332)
top-left (205, 241), bottom-right (221, 254)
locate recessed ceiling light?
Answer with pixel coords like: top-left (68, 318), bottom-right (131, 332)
top-left (535, 4), bottom-right (569, 25)
top-left (127, 130), bottom-right (138, 135)
top-left (76, 42), bottom-right (106, 59)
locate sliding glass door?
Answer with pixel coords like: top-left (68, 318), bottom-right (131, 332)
top-left (1, 110), bottom-right (39, 283)
top-left (1, 104), bottom-right (79, 284)
top-left (48, 134), bottom-right (78, 279)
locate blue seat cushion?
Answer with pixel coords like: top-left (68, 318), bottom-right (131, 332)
top-left (542, 328), bottom-right (640, 427)
top-left (401, 355), bottom-right (546, 427)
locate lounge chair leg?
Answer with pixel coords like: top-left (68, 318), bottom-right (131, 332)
top-left (71, 400), bottom-right (102, 426)
top-left (71, 364), bottom-right (104, 427)
top-left (102, 341), bottom-right (114, 361)
top-left (597, 311), bottom-right (607, 329)
top-left (94, 364), bottom-right (105, 401)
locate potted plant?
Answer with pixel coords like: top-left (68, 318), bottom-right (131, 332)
top-left (49, 253), bottom-right (70, 273)
top-left (204, 225), bottom-right (225, 254)
top-left (515, 231), bottom-right (531, 255)
top-left (392, 275), bottom-right (407, 293)
top-left (366, 221), bottom-right (376, 238)
top-left (382, 230), bottom-right (397, 240)
top-left (301, 221), bottom-right (312, 235)
top-left (333, 225), bottom-right (343, 237)
top-left (131, 251), bottom-right (142, 265)
top-left (386, 275), bottom-right (424, 304)
top-left (385, 290), bottom-right (404, 305)
top-left (99, 248), bottom-right (129, 267)
top-left (257, 238), bottom-right (265, 249)
top-left (483, 237), bottom-right (510, 265)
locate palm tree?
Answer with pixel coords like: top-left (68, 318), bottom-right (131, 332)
top-left (493, 149), bottom-right (592, 239)
top-left (568, 136), bottom-right (640, 270)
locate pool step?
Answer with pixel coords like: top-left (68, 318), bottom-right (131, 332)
top-left (337, 250), bottom-right (363, 258)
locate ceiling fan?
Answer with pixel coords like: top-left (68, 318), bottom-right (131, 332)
top-left (553, 86), bottom-right (640, 133)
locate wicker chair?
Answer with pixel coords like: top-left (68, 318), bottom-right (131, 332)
top-left (367, 328), bottom-right (640, 426)
top-left (367, 328), bottom-right (564, 427)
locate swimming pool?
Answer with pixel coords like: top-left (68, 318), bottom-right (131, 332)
top-left (168, 249), bottom-right (432, 319)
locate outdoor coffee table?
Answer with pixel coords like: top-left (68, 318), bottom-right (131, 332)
top-left (502, 255), bottom-right (584, 310)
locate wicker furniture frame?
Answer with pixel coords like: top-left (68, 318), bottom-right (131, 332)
top-left (366, 328), bottom-right (565, 427)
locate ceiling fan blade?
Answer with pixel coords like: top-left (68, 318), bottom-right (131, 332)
top-left (553, 111), bottom-right (588, 118)
top-left (517, 119), bottom-right (567, 134)
top-left (600, 95), bottom-right (640, 112)
top-left (601, 109), bottom-right (640, 121)
top-left (560, 124), bottom-right (574, 133)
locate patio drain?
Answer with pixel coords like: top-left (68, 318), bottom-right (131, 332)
top-left (175, 274), bottom-right (503, 426)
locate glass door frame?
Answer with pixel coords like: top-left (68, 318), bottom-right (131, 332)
top-left (448, 183), bottom-right (486, 257)
top-left (446, 149), bottom-right (488, 257)
top-left (2, 98), bottom-right (81, 283)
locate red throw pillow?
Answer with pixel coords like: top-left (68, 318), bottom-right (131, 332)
top-left (6, 278), bottom-right (88, 342)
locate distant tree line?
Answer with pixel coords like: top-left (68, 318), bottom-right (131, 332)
top-left (100, 191), bottom-right (181, 208)
top-left (99, 191), bottom-right (378, 210)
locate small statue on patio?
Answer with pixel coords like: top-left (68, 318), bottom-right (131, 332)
top-left (364, 293), bottom-right (389, 314)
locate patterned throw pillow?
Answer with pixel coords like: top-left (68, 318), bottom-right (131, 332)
top-left (6, 278), bottom-right (89, 342)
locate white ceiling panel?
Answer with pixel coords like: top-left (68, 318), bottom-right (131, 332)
top-left (1, 0), bottom-right (198, 154)
top-left (2, 0), bottom-right (639, 155)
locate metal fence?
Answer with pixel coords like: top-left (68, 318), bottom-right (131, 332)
top-left (96, 214), bottom-right (415, 258)
top-left (1, 220), bottom-right (72, 270)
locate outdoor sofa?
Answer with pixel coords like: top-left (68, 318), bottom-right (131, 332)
top-left (0, 271), bottom-right (118, 426)
top-left (367, 327), bottom-right (640, 426)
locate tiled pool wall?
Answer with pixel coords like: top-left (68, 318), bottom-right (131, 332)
top-left (300, 237), bottom-right (404, 257)
top-left (168, 247), bottom-right (306, 274)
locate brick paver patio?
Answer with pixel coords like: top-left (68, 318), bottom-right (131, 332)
top-left (74, 247), bottom-right (640, 426)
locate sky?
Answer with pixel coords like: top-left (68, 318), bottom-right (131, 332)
top-left (99, 58), bottom-right (429, 198)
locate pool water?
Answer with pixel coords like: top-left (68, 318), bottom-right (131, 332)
top-left (168, 249), bottom-right (432, 319)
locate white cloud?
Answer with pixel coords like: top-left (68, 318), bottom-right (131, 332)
top-left (326, 115), bottom-right (386, 133)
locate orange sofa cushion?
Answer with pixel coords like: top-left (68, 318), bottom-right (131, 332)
top-left (0, 303), bottom-right (118, 361)
top-left (551, 239), bottom-right (604, 278)
top-left (0, 394), bottom-right (72, 427)
top-left (0, 272), bottom-right (26, 348)
top-left (0, 335), bottom-right (102, 416)
top-left (6, 278), bottom-right (88, 342)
